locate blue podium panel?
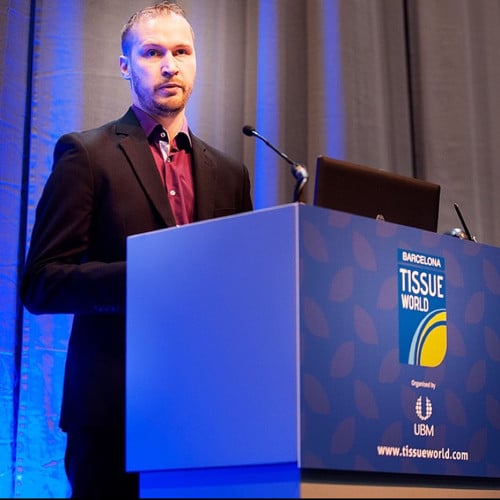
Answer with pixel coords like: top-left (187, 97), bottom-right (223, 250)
top-left (298, 204), bottom-right (500, 479)
top-left (127, 206), bottom-right (300, 473)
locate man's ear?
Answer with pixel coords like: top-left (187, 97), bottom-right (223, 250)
top-left (119, 55), bottom-right (131, 80)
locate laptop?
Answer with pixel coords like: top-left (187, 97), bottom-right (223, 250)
top-left (313, 155), bottom-right (441, 232)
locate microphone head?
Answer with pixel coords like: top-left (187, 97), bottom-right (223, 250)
top-left (445, 227), bottom-right (469, 240)
top-left (242, 125), bottom-right (256, 137)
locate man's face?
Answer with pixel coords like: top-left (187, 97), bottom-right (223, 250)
top-left (119, 13), bottom-right (196, 118)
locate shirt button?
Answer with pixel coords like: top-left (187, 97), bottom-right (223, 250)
top-left (160, 132), bottom-right (166, 138)
top-left (169, 189), bottom-right (176, 196)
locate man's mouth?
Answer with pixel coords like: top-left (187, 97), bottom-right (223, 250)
top-left (158, 82), bottom-right (182, 91)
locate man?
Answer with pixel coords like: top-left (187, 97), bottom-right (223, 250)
top-left (21, 1), bottom-right (253, 498)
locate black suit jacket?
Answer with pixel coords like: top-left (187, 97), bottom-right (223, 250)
top-left (21, 107), bottom-right (253, 430)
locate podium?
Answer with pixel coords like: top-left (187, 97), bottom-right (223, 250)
top-left (126, 203), bottom-right (500, 498)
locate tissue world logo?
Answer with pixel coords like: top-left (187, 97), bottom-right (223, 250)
top-left (398, 249), bottom-right (447, 367)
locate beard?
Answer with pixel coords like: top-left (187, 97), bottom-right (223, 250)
top-left (131, 70), bottom-right (192, 117)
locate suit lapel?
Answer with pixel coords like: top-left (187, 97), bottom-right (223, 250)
top-left (191, 134), bottom-right (217, 221)
top-left (115, 109), bottom-right (177, 227)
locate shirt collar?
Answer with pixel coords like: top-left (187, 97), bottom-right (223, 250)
top-left (131, 104), bottom-right (192, 150)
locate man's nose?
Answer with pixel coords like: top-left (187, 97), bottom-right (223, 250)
top-left (161, 53), bottom-right (178, 76)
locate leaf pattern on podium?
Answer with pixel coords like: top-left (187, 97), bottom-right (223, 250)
top-left (465, 291), bottom-right (485, 324)
top-left (302, 220), bottom-right (329, 263)
top-left (354, 305), bottom-right (378, 345)
top-left (377, 276), bottom-right (397, 310)
top-left (379, 349), bottom-right (400, 383)
top-left (329, 267), bottom-right (354, 302)
top-left (380, 420), bottom-right (402, 445)
top-left (330, 416), bottom-right (355, 455)
top-left (354, 379), bottom-right (379, 419)
top-left (302, 373), bottom-right (331, 415)
top-left (468, 428), bottom-right (487, 460)
top-left (330, 341), bottom-right (354, 378)
top-left (442, 249), bottom-right (464, 287)
top-left (352, 231), bottom-right (377, 272)
top-left (303, 296), bottom-right (329, 338)
top-left (483, 259), bottom-right (500, 294)
top-left (465, 360), bottom-right (486, 393)
top-left (445, 390), bottom-right (467, 427)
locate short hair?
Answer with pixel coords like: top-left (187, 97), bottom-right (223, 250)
top-left (121, 1), bottom-right (192, 56)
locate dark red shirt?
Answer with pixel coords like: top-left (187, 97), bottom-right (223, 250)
top-left (132, 105), bottom-right (194, 225)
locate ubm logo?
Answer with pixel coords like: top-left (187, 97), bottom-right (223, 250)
top-left (414, 395), bottom-right (434, 436)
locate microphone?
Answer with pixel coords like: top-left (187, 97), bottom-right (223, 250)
top-left (445, 203), bottom-right (477, 242)
top-left (453, 203), bottom-right (477, 242)
top-left (242, 125), bottom-right (309, 184)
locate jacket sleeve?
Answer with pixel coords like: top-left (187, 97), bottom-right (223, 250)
top-left (21, 133), bottom-right (126, 315)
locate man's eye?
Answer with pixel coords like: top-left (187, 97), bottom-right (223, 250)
top-left (175, 48), bottom-right (191, 56)
top-left (146, 49), bottom-right (159, 57)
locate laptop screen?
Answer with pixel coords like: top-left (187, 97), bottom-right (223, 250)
top-left (313, 155), bottom-right (441, 232)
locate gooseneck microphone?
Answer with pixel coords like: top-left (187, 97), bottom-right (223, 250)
top-left (242, 124), bottom-right (309, 202)
top-left (445, 203), bottom-right (478, 242)
top-left (453, 203), bottom-right (477, 242)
